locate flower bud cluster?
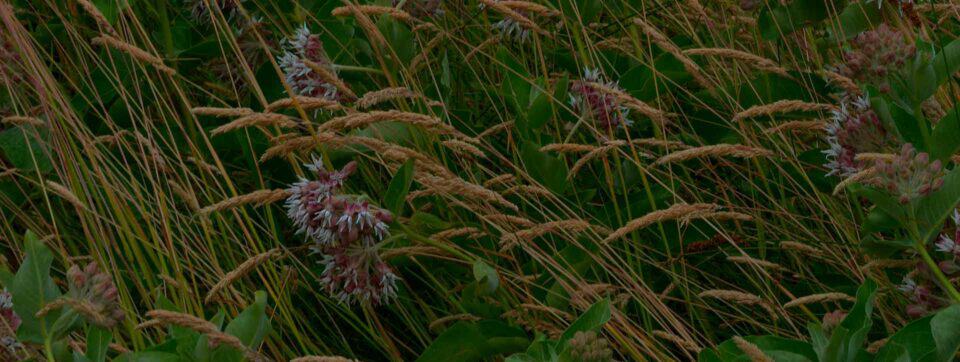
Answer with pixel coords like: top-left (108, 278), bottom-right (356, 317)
top-left (834, 24), bottom-right (916, 93)
top-left (872, 143), bottom-right (945, 204)
top-left (66, 262), bottom-right (126, 328)
top-left (285, 158), bottom-right (398, 305)
top-left (567, 330), bottom-right (614, 362)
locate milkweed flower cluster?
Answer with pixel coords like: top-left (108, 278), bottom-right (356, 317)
top-left (567, 330), bottom-right (614, 362)
top-left (898, 276), bottom-right (946, 318)
top-left (277, 25), bottom-right (341, 101)
top-left (285, 158), bottom-right (398, 305)
top-left (834, 24), bottom-right (916, 93)
top-left (480, 1), bottom-right (531, 42)
top-left (492, 18), bottom-right (531, 43)
top-left (0, 289), bottom-right (19, 334)
top-left (66, 263), bottom-right (126, 328)
top-left (0, 289), bottom-right (22, 359)
top-left (871, 143), bottom-right (945, 204)
top-left (935, 211), bottom-right (960, 274)
top-left (895, 210), bottom-right (960, 318)
top-left (569, 69), bottom-right (632, 131)
top-left (823, 96), bottom-right (898, 177)
top-left (821, 310), bottom-right (847, 332)
top-left (187, 0), bottom-right (244, 23)
top-left (936, 211), bottom-right (960, 257)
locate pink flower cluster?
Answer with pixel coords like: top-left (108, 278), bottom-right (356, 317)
top-left (188, 0), bottom-right (244, 22)
top-left (898, 276), bottom-right (946, 318)
top-left (872, 143), bottom-right (945, 204)
top-left (569, 69), bottom-right (632, 132)
top-left (277, 25), bottom-right (343, 101)
top-left (67, 262), bottom-right (126, 328)
top-left (481, 1), bottom-right (532, 42)
top-left (286, 159), bottom-right (398, 305)
top-left (834, 24), bottom-right (916, 93)
top-left (0, 289), bottom-right (20, 333)
top-left (823, 97), bottom-right (898, 177)
top-left (896, 210), bottom-right (960, 318)
top-left (935, 210), bottom-right (960, 273)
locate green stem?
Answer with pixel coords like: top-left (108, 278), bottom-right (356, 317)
top-left (916, 240), bottom-right (960, 302)
top-left (906, 209), bottom-right (960, 303)
top-left (44, 336), bottom-right (55, 362)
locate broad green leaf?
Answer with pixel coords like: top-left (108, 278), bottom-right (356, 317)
top-left (931, 305), bottom-right (960, 361)
top-left (51, 308), bottom-right (83, 340)
top-left (700, 335), bottom-right (816, 362)
top-left (916, 167), bottom-right (960, 243)
top-left (213, 291), bottom-right (271, 361)
top-left (861, 208), bottom-right (901, 234)
top-left (929, 107), bottom-right (960, 162)
top-left (514, 333), bottom-right (562, 362)
top-left (499, 48), bottom-right (532, 112)
top-left (852, 185), bottom-right (907, 222)
top-left (73, 351), bottom-right (92, 362)
top-left (526, 92), bottom-right (553, 132)
top-left (873, 97), bottom-right (926, 149)
top-left (520, 141), bottom-right (569, 194)
top-left (932, 38), bottom-right (960, 93)
top-left (473, 261), bottom-right (499, 295)
top-left (558, 299), bottom-right (610, 344)
top-left (409, 212), bottom-right (450, 233)
top-left (835, 279), bottom-right (877, 361)
top-left (757, 0), bottom-right (829, 41)
top-left (384, 160), bottom-right (415, 215)
top-left (377, 16), bottom-right (415, 63)
top-left (11, 230), bottom-right (62, 343)
top-left (113, 352), bottom-right (182, 362)
top-left (85, 325), bottom-right (113, 362)
top-left (860, 236), bottom-right (912, 258)
top-left (416, 320), bottom-right (530, 362)
top-left (0, 268), bottom-right (12, 287)
top-left (832, 2), bottom-right (882, 40)
top-left (0, 125), bottom-right (54, 173)
top-left (875, 315), bottom-right (936, 361)
top-left (544, 240), bottom-right (600, 309)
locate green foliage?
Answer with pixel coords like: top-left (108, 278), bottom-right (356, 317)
top-left (506, 299), bottom-right (611, 362)
top-left (384, 159), bottom-right (415, 215)
top-left (757, 0), bottom-right (830, 40)
top-left (472, 260), bottom-right (500, 296)
top-left (10, 230), bottom-right (62, 343)
top-left (701, 281), bottom-right (960, 362)
top-left (2, 232), bottom-right (272, 361)
top-left (929, 108), bottom-right (960, 162)
top-left (0, 125), bottom-right (53, 174)
top-left (416, 320), bottom-right (530, 362)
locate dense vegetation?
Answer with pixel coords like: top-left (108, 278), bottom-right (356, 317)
top-left (0, 0), bottom-right (959, 361)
